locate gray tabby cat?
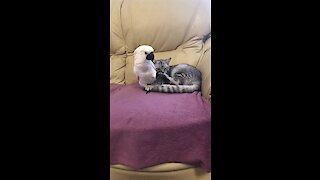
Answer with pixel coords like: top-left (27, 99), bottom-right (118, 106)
top-left (145, 58), bottom-right (202, 93)
top-left (152, 58), bottom-right (171, 85)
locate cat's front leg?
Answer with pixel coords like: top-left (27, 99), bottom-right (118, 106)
top-left (163, 73), bottom-right (180, 85)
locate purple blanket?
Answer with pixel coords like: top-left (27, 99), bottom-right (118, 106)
top-left (110, 83), bottom-right (211, 172)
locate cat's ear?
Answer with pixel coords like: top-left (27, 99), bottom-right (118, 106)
top-left (167, 57), bottom-right (172, 63)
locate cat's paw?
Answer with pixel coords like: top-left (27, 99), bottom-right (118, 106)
top-left (163, 73), bottom-right (171, 79)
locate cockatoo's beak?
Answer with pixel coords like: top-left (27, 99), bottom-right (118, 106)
top-left (146, 52), bottom-right (154, 61)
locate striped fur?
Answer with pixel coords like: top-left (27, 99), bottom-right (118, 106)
top-left (145, 84), bottom-right (200, 93)
top-left (145, 58), bottom-right (201, 93)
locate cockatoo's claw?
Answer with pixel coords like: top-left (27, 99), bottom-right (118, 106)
top-left (144, 85), bottom-right (153, 92)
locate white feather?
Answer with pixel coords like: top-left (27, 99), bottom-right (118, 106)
top-left (133, 45), bottom-right (156, 87)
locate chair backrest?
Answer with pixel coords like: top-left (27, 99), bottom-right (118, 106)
top-left (110, 0), bottom-right (211, 84)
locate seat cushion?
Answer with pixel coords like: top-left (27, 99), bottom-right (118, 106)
top-left (111, 163), bottom-right (194, 172)
top-left (110, 165), bottom-right (211, 180)
top-left (110, 83), bottom-right (211, 172)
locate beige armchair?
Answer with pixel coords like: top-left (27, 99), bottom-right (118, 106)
top-left (110, 0), bottom-right (211, 179)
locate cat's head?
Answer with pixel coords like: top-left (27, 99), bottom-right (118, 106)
top-left (154, 58), bottom-right (171, 73)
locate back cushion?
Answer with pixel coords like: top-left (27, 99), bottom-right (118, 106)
top-left (121, 0), bottom-right (211, 53)
top-left (110, 0), bottom-right (126, 55)
top-left (110, 0), bottom-right (211, 84)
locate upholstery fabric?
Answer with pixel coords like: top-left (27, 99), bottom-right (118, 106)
top-left (111, 163), bottom-right (194, 172)
top-left (110, 0), bottom-right (211, 177)
top-left (110, 166), bottom-right (211, 180)
top-left (110, 0), bottom-right (211, 100)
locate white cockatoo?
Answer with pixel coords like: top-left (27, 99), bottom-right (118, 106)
top-left (133, 45), bottom-right (157, 88)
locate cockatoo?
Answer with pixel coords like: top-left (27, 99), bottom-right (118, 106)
top-left (133, 45), bottom-right (157, 88)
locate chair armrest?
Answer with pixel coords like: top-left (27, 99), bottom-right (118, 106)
top-left (197, 37), bottom-right (211, 102)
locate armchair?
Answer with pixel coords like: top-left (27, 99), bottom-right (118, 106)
top-left (110, 0), bottom-right (211, 179)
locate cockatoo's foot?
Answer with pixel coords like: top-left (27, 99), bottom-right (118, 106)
top-left (144, 85), bottom-right (153, 93)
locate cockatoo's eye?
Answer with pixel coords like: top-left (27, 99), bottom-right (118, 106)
top-left (145, 52), bottom-right (148, 55)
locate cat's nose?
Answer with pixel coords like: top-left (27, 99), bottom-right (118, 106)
top-left (146, 52), bottom-right (154, 60)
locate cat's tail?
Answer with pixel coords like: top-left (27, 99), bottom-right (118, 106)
top-left (148, 84), bottom-right (200, 93)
